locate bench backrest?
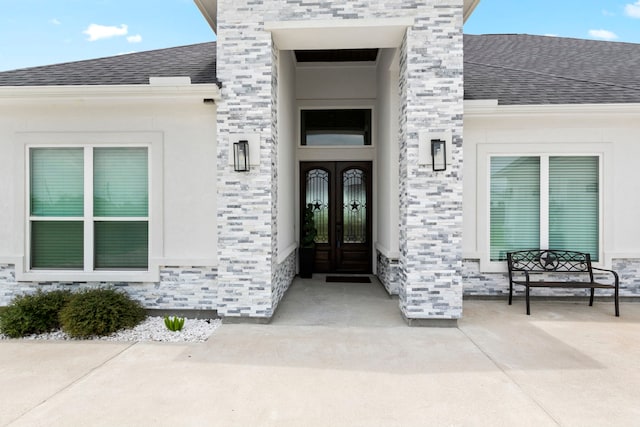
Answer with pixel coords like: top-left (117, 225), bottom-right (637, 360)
top-left (507, 250), bottom-right (593, 275)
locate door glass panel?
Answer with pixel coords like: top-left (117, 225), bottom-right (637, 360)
top-left (342, 168), bottom-right (366, 244)
top-left (305, 169), bottom-right (329, 243)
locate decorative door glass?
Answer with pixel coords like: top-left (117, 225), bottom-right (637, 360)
top-left (305, 168), bottom-right (329, 243)
top-left (342, 168), bottom-right (366, 244)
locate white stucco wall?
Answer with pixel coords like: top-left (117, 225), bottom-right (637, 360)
top-left (375, 48), bottom-right (401, 259)
top-left (296, 64), bottom-right (376, 100)
top-left (0, 94), bottom-right (218, 279)
top-left (277, 50), bottom-right (297, 261)
top-left (463, 102), bottom-right (640, 271)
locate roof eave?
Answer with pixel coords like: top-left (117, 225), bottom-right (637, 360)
top-left (463, 0), bottom-right (481, 23)
top-left (0, 83), bottom-right (222, 104)
top-left (194, 0), bottom-right (217, 33)
top-left (465, 99), bottom-right (640, 116)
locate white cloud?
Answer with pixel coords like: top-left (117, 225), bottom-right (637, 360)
top-left (625, 1), bottom-right (640, 18)
top-left (83, 24), bottom-right (128, 41)
top-left (50, 18), bottom-right (61, 25)
top-left (127, 34), bottom-right (142, 43)
top-left (588, 29), bottom-right (618, 40)
top-left (544, 33), bottom-right (558, 37)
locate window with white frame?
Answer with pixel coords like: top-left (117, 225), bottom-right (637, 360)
top-left (29, 146), bottom-right (149, 271)
top-left (490, 155), bottom-right (600, 262)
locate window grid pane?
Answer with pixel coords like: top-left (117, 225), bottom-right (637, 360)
top-left (94, 147), bottom-right (148, 217)
top-left (549, 156), bottom-right (599, 261)
top-left (490, 156), bottom-right (540, 261)
top-left (94, 221), bottom-right (149, 269)
top-left (31, 221), bottom-right (84, 269)
top-left (30, 148), bottom-right (84, 217)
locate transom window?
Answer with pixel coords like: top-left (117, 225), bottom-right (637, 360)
top-left (301, 109), bottom-right (371, 146)
top-left (490, 155), bottom-right (600, 262)
top-left (29, 146), bottom-right (149, 271)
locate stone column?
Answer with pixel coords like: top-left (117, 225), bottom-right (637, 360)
top-left (398, 6), bottom-right (464, 324)
top-left (215, 17), bottom-right (277, 318)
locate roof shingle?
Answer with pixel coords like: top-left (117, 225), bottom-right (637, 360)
top-left (2, 34), bottom-right (640, 106)
top-left (464, 34), bottom-right (640, 105)
top-left (0, 42), bottom-right (218, 87)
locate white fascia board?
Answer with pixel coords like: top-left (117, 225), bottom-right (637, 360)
top-left (463, 0), bottom-right (481, 23)
top-left (265, 17), bottom-right (414, 50)
top-left (193, 0), bottom-right (217, 33)
top-left (0, 83), bottom-right (222, 104)
top-left (464, 100), bottom-right (640, 117)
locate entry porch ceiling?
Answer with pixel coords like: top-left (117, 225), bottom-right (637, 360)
top-left (194, 0), bottom-right (481, 34)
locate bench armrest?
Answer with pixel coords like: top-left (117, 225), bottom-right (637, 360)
top-left (509, 268), bottom-right (531, 284)
top-left (592, 266), bottom-right (619, 287)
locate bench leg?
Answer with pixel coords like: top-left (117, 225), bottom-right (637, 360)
top-left (589, 288), bottom-right (594, 306)
top-left (615, 288), bottom-right (620, 317)
top-left (525, 286), bottom-right (530, 315)
top-left (508, 282), bottom-right (513, 305)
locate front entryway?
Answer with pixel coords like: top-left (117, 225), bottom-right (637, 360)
top-left (301, 161), bottom-right (372, 274)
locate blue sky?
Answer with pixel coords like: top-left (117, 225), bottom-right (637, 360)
top-left (0, 0), bottom-right (215, 71)
top-left (465, 0), bottom-right (640, 43)
top-left (2, 0), bottom-right (640, 72)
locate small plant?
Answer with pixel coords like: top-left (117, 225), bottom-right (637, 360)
top-left (301, 203), bottom-right (318, 248)
top-left (164, 316), bottom-right (185, 332)
top-left (59, 288), bottom-right (146, 338)
top-left (0, 290), bottom-right (72, 338)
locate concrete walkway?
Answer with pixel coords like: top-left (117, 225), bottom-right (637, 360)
top-left (1, 277), bottom-right (639, 426)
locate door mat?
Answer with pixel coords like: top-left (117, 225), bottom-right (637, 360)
top-left (326, 276), bottom-right (371, 283)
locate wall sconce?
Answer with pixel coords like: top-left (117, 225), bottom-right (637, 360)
top-left (431, 139), bottom-right (446, 172)
top-left (233, 140), bottom-right (250, 172)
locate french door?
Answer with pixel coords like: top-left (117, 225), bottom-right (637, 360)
top-left (300, 161), bottom-right (372, 274)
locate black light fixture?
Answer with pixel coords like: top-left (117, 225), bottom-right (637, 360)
top-left (431, 139), bottom-right (446, 172)
top-left (233, 140), bottom-right (250, 172)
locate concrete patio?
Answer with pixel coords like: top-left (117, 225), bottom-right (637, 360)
top-left (1, 276), bottom-right (638, 426)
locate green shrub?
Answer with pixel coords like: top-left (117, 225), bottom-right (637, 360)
top-left (0, 290), bottom-right (72, 338)
top-left (164, 316), bottom-right (185, 332)
top-left (60, 288), bottom-right (146, 338)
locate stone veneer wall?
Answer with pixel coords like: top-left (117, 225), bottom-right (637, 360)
top-left (376, 250), bottom-right (401, 295)
top-left (463, 259), bottom-right (640, 297)
top-left (397, 4), bottom-right (464, 320)
top-left (0, 264), bottom-right (218, 310)
top-left (215, 6), bottom-right (276, 317)
top-left (216, 0), bottom-right (465, 321)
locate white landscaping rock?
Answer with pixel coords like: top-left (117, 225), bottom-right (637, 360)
top-left (0, 317), bottom-right (222, 343)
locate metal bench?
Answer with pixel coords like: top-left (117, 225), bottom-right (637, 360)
top-left (507, 249), bottom-right (619, 316)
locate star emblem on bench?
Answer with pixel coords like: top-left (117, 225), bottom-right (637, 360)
top-left (539, 251), bottom-right (559, 270)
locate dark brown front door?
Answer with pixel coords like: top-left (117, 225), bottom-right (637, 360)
top-left (301, 161), bottom-right (372, 274)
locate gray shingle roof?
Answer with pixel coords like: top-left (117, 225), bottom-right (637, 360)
top-left (2, 34), bottom-right (640, 106)
top-left (464, 34), bottom-right (640, 105)
top-left (0, 42), bottom-right (218, 87)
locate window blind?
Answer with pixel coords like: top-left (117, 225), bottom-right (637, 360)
top-left (549, 156), bottom-right (599, 260)
top-left (94, 221), bottom-right (148, 269)
top-left (31, 221), bottom-right (83, 269)
top-left (30, 148), bottom-right (83, 217)
top-left (94, 147), bottom-right (148, 217)
top-left (490, 157), bottom-right (540, 261)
